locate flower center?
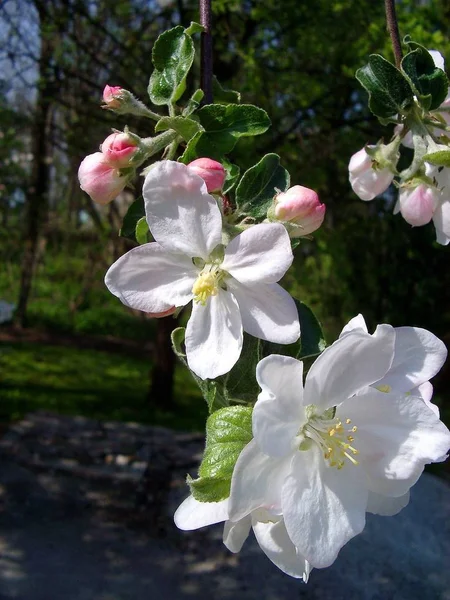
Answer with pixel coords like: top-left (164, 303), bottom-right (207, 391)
top-left (192, 265), bottom-right (225, 305)
top-left (301, 410), bottom-right (359, 470)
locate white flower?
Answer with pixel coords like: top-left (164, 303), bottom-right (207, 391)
top-left (229, 322), bottom-right (450, 569)
top-left (174, 495), bottom-right (311, 581)
top-left (340, 314), bottom-right (447, 410)
top-left (105, 161), bottom-right (300, 379)
top-left (348, 147), bottom-right (394, 201)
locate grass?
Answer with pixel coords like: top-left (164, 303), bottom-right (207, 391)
top-left (0, 342), bottom-right (206, 431)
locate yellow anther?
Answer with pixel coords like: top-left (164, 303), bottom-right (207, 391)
top-left (192, 269), bottom-right (223, 305)
top-left (351, 426), bottom-right (357, 432)
top-left (376, 384), bottom-right (392, 393)
top-left (346, 418), bottom-right (352, 424)
top-left (328, 428), bottom-right (336, 436)
top-left (347, 435), bottom-right (354, 442)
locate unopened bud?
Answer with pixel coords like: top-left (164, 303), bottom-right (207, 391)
top-left (349, 147), bottom-right (395, 201)
top-left (187, 158), bottom-right (226, 193)
top-left (398, 183), bottom-right (438, 226)
top-left (101, 132), bottom-right (138, 168)
top-left (78, 152), bottom-right (127, 205)
top-left (102, 85), bottom-right (124, 110)
top-left (273, 186), bottom-right (325, 237)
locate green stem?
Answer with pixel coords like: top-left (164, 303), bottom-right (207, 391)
top-left (142, 130), bottom-right (178, 157)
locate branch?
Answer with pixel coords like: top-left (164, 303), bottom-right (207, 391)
top-left (385, 0), bottom-right (402, 68)
top-left (199, 0), bottom-right (213, 104)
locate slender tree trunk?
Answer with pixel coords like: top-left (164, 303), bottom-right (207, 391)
top-left (15, 22), bottom-right (53, 327)
top-left (149, 317), bottom-right (178, 409)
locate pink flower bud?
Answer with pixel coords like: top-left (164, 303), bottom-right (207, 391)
top-left (103, 85), bottom-right (124, 109)
top-left (101, 133), bottom-right (138, 168)
top-left (399, 184), bottom-right (438, 226)
top-left (349, 147), bottom-right (394, 201)
top-left (187, 158), bottom-right (226, 193)
top-left (274, 185), bottom-right (325, 236)
top-left (78, 152), bottom-right (126, 205)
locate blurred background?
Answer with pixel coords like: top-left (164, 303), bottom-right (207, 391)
top-left (0, 1), bottom-right (449, 598)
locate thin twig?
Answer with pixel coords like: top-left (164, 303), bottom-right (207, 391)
top-left (199, 0), bottom-right (213, 104)
top-left (385, 0), bottom-right (403, 68)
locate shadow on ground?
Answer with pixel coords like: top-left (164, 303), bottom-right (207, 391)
top-left (0, 413), bottom-right (449, 600)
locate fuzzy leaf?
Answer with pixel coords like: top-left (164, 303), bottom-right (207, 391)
top-left (356, 54), bottom-right (414, 118)
top-left (212, 76), bottom-right (241, 104)
top-left (189, 406), bottom-right (253, 502)
top-left (155, 116), bottom-right (203, 141)
top-left (182, 89), bottom-right (204, 117)
top-left (401, 41), bottom-right (448, 111)
top-left (222, 160), bottom-right (240, 194)
top-left (148, 26), bottom-right (195, 105)
top-left (235, 153), bottom-right (290, 219)
top-left (423, 150), bottom-right (450, 167)
top-left (180, 104), bottom-right (271, 162)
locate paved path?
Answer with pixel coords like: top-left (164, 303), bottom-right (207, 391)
top-left (0, 413), bottom-right (449, 600)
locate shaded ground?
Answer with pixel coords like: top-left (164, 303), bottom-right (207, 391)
top-left (0, 413), bottom-right (449, 600)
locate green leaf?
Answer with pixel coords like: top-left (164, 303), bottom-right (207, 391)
top-left (261, 299), bottom-right (326, 361)
top-left (135, 216), bottom-right (150, 245)
top-left (235, 153), bottom-right (290, 219)
top-left (356, 54), bottom-right (414, 118)
top-left (182, 89), bottom-right (204, 117)
top-left (401, 40), bottom-right (448, 111)
top-left (189, 406), bottom-right (253, 502)
top-left (155, 116), bottom-right (203, 141)
top-left (119, 196), bottom-right (145, 242)
top-left (222, 160), bottom-right (240, 194)
top-left (171, 327), bottom-right (186, 357)
top-left (180, 104), bottom-right (271, 162)
top-left (422, 150), bottom-right (450, 167)
top-left (148, 26), bottom-right (195, 105)
top-left (212, 76), bottom-right (241, 104)
top-left (185, 21), bottom-right (204, 36)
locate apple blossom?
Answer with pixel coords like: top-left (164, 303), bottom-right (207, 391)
top-left (102, 85), bottom-right (124, 110)
top-left (174, 495), bottom-right (311, 581)
top-left (422, 164), bottom-right (450, 245)
top-left (398, 183), bottom-right (439, 226)
top-left (348, 147), bottom-right (395, 201)
top-left (273, 185), bottom-right (325, 237)
top-left (229, 324), bottom-right (450, 569)
top-left (339, 314), bottom-right (447, 417)
top-left (101, 132), bottom-right (138, 168)
top-left (187, 158), bottom-right (226, 193)
top-left (105, 161), bottom-right (300, 380)
top-left (78, 152), bottom-right (127, 205)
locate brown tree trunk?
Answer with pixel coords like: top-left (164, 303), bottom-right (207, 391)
top-left (15, 14), bottom-right (53, 328)
top-left (149, 317), bottom-right (178, 409)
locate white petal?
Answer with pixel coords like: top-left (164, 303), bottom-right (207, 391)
top-left (253, 355), bottom-right (305, 458)
top-left (433, 199), bottom-right (450, 246)
top-left (174, 496), bottom-right (229, 530)
top-left (341, 389), bottom-right (450, 497)
top-left (375, 326), bottom-right (447, 392)
top-left (304, 325), bottom-right (395, 410)
top-left (281, 446), bottom-right (368, 569)
top-left (222, 223), bottom-right (293, 284)
top-left (223, 516), bottom-right (251, 552)
top-left (252, 515), bottom-right (312, 581)
top-left (143, 161), bottom-right (223, 259)
top-left (185, 289), bottom-right (243, 379)
top-left (366, 490), bottom-right (410, 516)
top-left (105, 243), bottom-right (196, 312)
top-left (227, 280), bottom-right (300, 344)
top-left (339, 314), bottom-right (368, 337)
top-left (429, 50), bottom-right (445, 71)
top-left (228, 439), bottom-right (291, 522)
top-left (415, 382), bottom-right (440, 417)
